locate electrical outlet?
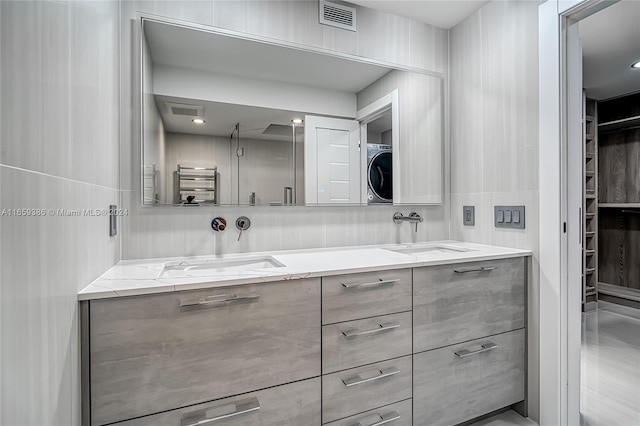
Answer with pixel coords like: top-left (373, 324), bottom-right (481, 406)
top-left (463, 206), bottom-right (475, 226)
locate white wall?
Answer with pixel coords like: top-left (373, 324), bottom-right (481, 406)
top-left (154, 65), bottom-right (357, 118)
top-left (358, 70), bottom-right (444, 205)
top-left (0, 1), bottom-right (120, 425)
top-left (120, 0), bottom-right (450, 259)
top-left (449, 1), bottom-right (541, 421)
top-left (143, 34), bottom-right (166, 204)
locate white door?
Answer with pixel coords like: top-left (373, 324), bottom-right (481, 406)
top-left (304, 115), bottom-right (360, 204)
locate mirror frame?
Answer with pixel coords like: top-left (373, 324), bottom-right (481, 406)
top-left (137, 14), bottom-right (445, 208)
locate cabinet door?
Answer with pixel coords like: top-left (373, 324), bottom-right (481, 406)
top-left (89, 279), bottom-right (321, 426)
top-left (322, 269), bottom-right (412, 324)
top-left (322, 311), bottom-right (412, 373)
top-left (113, 378), bottom-right (321, 426)
top-left (413, 329), bottom-right (526, 426)
top-left (322, 356), bottom-right (412, 423)
top-left (323, 399), bottom-right (412, 426)
top-left (413, 257), bottom-right (525, 352)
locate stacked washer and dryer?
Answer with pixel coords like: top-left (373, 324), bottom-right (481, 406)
top-left (366, 144), bottom-right (392, 203)
top-left (365, 109), bottom-right (393, 204)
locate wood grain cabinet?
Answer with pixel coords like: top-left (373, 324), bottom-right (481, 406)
top-left (323, 399), bottom-right (413, 426)
top-left (413, 257), bottom-right (527, 425)
top-left (85, 278), bottom-right (321, 426)
top-left (82, 256), bottom-right (528, 426)
top-left (321, 269), bottom-right (413, 424)
top-left (414, 329), bottom-right (526, 425)
top-left (322, 269), bottom-right (412, 324)
top-left (322, 356), bottom-right (413, 423)
top-left (114, 378), bottom-right (321, 426)
top-left (413, 257), bottom-right (526, 352)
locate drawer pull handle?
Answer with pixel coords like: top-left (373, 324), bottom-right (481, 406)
top-left (455, 342), bottom-right (499, 358)
top-left (342, 278), bottom-right (400, 289)
top-left (453, 266), bottom-right (499, 273)
top-left (342, 322), bottom-right (400, 338)
top-left (342, 367), bottom-right (400, 387)
top-left (181, 397), bottom-right (260, 426)
top-left (353, 410), bottom-right (401, 426)
top-left (180, 294), bottom-right (260, 311)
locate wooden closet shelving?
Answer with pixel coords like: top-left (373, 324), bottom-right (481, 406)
top-left (596, 92), bottom-right (640, 307)
top-left (582, 96), bottom-right (598, 308)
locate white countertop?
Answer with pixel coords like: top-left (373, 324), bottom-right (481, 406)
top-left (78, 241), bottom-right (531, 301)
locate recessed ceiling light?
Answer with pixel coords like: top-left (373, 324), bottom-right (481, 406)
top-left (292, 118), bottom-right (303, 124)
top-left (632, 61), bottom-right (640, 70)
top-left (192, 118), bottom-right (205, 124)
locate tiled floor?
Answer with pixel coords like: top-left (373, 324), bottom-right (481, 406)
top-left (581, 301), bottom-right (640, 426)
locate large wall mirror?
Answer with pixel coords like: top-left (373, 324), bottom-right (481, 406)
top-left (140, 18), bottom-right (444, 207)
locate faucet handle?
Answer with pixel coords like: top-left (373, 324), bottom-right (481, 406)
top-left (409, 212), bottom-right (423, 232)
top-left (393, 212), bottom-right (404, 224)
top-left (235, 216), bottom-right (251, 241)
top-left (211, 217), bottom-right (227, 231)
top-left (409, 212), bottom-right (423, 222)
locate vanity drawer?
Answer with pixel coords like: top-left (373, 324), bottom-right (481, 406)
top-left (322, 269), bottom-right (412, 324)
top-left (322, 311), bottom-right (412, 374)
top-left (413, 257), bottom-right (525, 352)
top-left (322, 356), bottom-right (412, 423)
top-left (89, 278), bottom-right (321, 426)
top-left (114, 377), bottom-right (321, 426)
top-left (413, 328), bottom-right (525, 426)
top-left (323, 399), bottom-right (412, 426)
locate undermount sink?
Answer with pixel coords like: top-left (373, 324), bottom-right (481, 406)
top-left (385, 244), bottom-right (473, 256)
top-left (159, 256), bottom-right (285, 278)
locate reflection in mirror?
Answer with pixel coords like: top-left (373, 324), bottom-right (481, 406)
top-left (140, 18), bottom-right (443, 207)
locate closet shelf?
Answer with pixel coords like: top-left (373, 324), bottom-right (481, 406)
top-left (598, 282), bottom-right (640, 302)
top-left (598, 115), bottom-right (640, 132)
top-left (599, 203), bottom-right (640, 208)
top-left (582, 96), bottom-right (599, 306)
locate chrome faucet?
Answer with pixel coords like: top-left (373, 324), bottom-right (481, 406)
top-left (393, 212), bottom-right (423, 232)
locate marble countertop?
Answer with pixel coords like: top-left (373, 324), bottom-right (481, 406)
top-left (78, 241), bottom-right (531, 301)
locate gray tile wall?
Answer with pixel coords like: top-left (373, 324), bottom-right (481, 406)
top-left (0, 1), bottom-right (120, 424)
top-left (449, 1), bottom-right (541, 421)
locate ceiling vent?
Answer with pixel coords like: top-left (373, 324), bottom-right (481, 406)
top-left (165, 102), bottom-right (204, 117)
top-left (319, 0), bottom-right (356, 32)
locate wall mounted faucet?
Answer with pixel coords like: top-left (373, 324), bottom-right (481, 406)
top-left (393, 211), bottom-right (423, 232)
top-left (236, 216), bottom-right (251, 241)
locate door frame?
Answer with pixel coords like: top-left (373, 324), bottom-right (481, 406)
top-left (538, 1), bottom-right (619, 424)
top-left (356, 90), bottom-right (399, 205)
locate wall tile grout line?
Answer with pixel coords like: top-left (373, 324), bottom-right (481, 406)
top-left (0, 164), bottom-right (120, 192)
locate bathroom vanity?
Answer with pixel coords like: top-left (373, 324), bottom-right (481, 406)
top-left (79, 242), bottom-right (529, 426)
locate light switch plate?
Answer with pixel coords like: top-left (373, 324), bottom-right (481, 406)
top-left (495, 205), bottom-right (525, 229)
top-left (463, 206), bottom-right (475, 226)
